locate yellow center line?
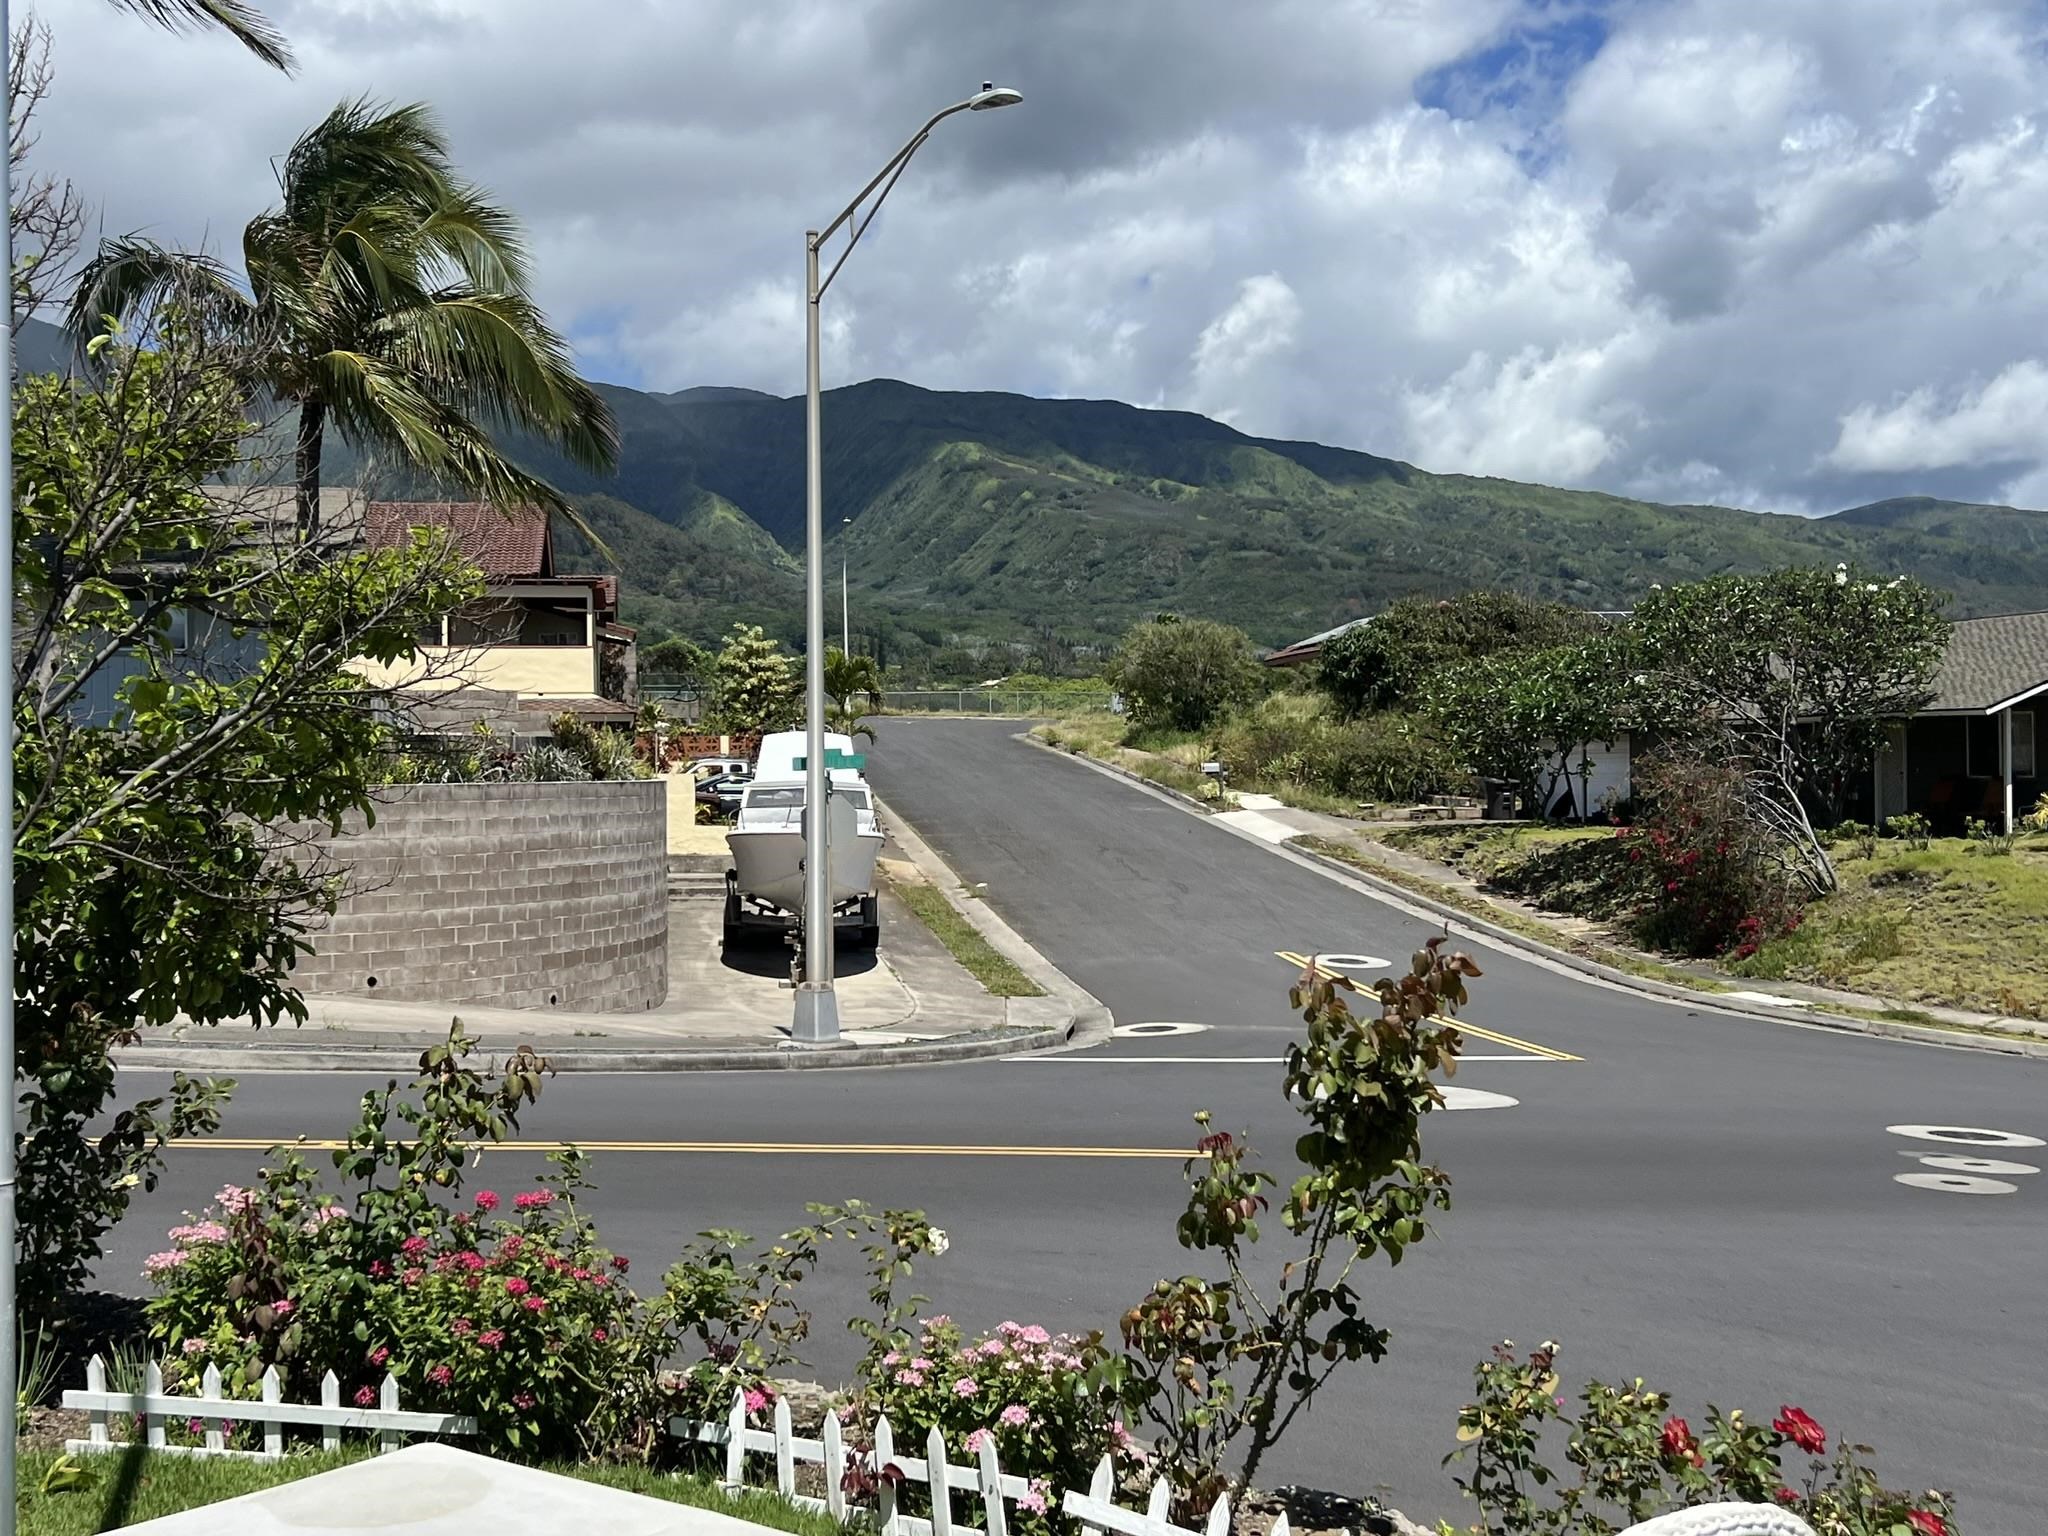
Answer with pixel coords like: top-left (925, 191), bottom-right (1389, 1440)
top-left (174, 1139), bottom-right (1194, 1160)
top-left (1275, 951), bottom-right (1583, 1062)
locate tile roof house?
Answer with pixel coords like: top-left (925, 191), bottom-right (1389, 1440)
top-left (350, 501), bottom-right (636, 729)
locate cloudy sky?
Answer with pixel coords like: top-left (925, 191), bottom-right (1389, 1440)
top-left (33, 0), bottom-right (2048, 513)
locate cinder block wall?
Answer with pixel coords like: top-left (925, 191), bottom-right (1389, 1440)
top-left (290, 781), bottom-right (668, 1012)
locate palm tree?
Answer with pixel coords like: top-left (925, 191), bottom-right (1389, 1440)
top-left (112, 0), bottom-right (294, 69)
top-left (826, 647), bottom-right (884, 742)
top-left (67, 99), bottom-right (617, 533)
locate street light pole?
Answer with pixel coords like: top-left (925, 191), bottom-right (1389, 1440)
top-left (790, 82), bottom-right (1022, 1044)
top-left (841, 518), bottom-right (852, 658)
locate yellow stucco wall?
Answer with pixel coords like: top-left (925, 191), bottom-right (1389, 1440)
top-left (351, 644), bottom-right (597, 697)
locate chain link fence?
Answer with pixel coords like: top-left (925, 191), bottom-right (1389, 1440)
top-left (877, 690), bottom-right (1114, 717)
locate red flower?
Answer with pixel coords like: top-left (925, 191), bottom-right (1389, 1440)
top-left (1773, 1405), bottom-right (1826, 1456)
top-left (504, 1278), bottom-right (530, 1297)
top-left (522, 1295), bottom-right (547, 1312)
top-left (1660, 1416), bottom-right (1701, 1465)
top-left (353, 1385), bottom-right (377, 1407)
top-left (1906, 1513), bottom-right (1950, 1536)
top-left (428, 1364), bottom-right (454, 1387)
top-left (1774, 1488), bottom-right (1798, 1506)
top-left (474, 1190), bottom-right (501, 1213)
top-left (610, 1254), bottom-right (630, 1273)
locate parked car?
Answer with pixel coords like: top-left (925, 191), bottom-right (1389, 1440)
top-left (694, 772), bottom-right (752, 817)
top-left (688, 756), bottom-right (753, 782)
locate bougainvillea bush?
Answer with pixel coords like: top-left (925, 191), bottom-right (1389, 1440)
top-left (854, 1315), bottom-right (1139, 1533)
top-left (1443, 1341), bottom-right (1960, 1536)
top-left (1617, 754), bottom-right (1803, 958)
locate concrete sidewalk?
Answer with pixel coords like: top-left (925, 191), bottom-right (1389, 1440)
top-left (120, 837), bottom-right (1086, 1072)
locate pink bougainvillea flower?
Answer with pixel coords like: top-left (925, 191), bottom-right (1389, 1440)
top-left (953, 1377), bottom-right (979, 1398)
top-left (473, 1191), bottom-right (501, 1213)
top-left (354, 1386), bottom-right (377, 1407)
top-left (1772, 1406), bottom-right (1826, 1457)
top-left (999, 1404), bottom-right (1030, 1427)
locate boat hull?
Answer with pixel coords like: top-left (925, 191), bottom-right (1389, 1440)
top-left (727, 826), bottom-right (884, 913)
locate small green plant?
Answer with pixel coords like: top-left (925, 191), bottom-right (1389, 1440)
top-left (1965, 817), bottom-right (2015, 856)
top-left (1884, 813), bottom-right (1932, 850)
top-left (1444, 1341), bottom-right (1961, 1536)
top-left (1109, 936), bottom-right (1477, 1517)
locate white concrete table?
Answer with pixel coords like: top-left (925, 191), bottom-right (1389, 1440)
top-left (122, 1442), bottom-right (795, 1536)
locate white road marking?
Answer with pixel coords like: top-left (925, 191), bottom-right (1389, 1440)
top-left (1719, 990), bottom-right (1815, 1008)
top-left (1912, 1154), bottom-right (2041, 1176)
top-left (1887, 1124), bottom-right (2045, 1148)
top-left (1894, 1172), bottom-right (2020, 1195)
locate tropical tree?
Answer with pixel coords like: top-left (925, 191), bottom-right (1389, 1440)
top-left (1108, 616), bottom-right (1264, 733)
top-left (110, 0), bottom-right (292, 69)
top-left (67, 98), bottom-right (617, 534)
top-left (826, 647), bottom-right (883, 742)
top-left (707, 624), bottom-right (802, 735)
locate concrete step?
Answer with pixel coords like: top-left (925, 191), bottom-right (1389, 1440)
top-left (668, 871), bottom-right (729, 902)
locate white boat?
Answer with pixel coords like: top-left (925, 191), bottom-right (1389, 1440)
top-left (724, 735), bottom-right (885, 951)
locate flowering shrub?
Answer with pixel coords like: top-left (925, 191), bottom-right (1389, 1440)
top-left (1617, 754), bottom-right (1802, 957)
top-left (1445, 1341), bottom-right (1960, 1536)
top-left (855, 1316), bottom-right (1133, 1534)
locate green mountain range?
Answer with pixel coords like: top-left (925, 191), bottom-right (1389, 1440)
top-left (535, 375), bottom-right (2048, 668)
top-left (30, 314), bottom-right (2043, 673)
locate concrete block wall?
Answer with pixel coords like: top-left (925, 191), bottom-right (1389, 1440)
top-left (291, 781), bottom-right (668, 1012)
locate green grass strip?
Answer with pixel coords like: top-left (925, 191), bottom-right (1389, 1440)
top-left (888, 877), bottom-right (1045, 998)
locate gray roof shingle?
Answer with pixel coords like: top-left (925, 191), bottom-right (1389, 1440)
top-left (1927, 610), bottom-right (2048, 712)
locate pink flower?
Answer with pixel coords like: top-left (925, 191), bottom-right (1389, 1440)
top-left (592, 1273), bottom-right (611, 1288)
top-left (522, 1295), bottom-right (547, 1313)
top-left (610, 1254), bottom-right (630, 1273)
top-left (499, 1236), bottom-right (525, 1259)
top-left (272, 1299), bottom-right (296, 1317)
top-left (474, 1191), bottom-right (501, 1213)
top-left (368, 1346), bottom-right (390, 1367)
top-left (400, 1236), bottom-right (429, 1258)
top-left (513, 1392), bottom-right (535, 1410)
top-left (354, 1386), bottom-right (377, 1407)
top-left (965, 1428), bottom-right (993, 1454)
top-left (1019, 1325), bottom-right (1051, 1346)
top-left (504, 1278), bottom-right (531, 1296)
top-left (997, 1321), bottom-right (1025, 1337)
top-left (187, 1417), bottom-right (204, 1435)
top-left (744, 1388), bottom-right (770, 1416)
top-left (452, 1319), bottom-right (474, 1337)
top-left (368, 1261), bottom-right (391, 1279)
top-left (214, 1184), bottom-right (258, 1214)
top-left (428, 1365), bottom-right (454, 1387)
top-left (894, 1370), bottom-right (925, 1387)
top-left (167, 1221), bottom-right (229, 1246)
top-left (458, 1251), bottom-right (486, 1272)
top-left (921, 1315), bottom-right (952, 1331)
top-left (514, 1190), bottom-right (555, 1210)
top-left (912, 1357), bottom-right (934, 1371)
top-left (180, 1338), bottom-right (208, 1357)
top-left (401, 1267), bottom-right (424, 1287)
top-left (142, 1250), bottom-right (189, 1276)
top-left (478, 1330), bottom-right (505, 1349)
top-left (882, 1352), bottom-right (904, 1367)
top-left (999, 1404), bottom-right (1030, 1427)
top-left (570, 1268), bottom-right (591, 1282)
top-left (591, 1328), bottom-right (607, 1343)
top-left (953, 1377), bottom-right (980, 1398)
top-left (1018, 1481), bottom-right (1048, 1516)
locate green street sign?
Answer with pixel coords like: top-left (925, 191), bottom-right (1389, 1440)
top-left (793, 750), bottom-right (867, 770)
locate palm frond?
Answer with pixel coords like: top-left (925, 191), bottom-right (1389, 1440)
top-left (279, 99), bottom-right (457, 223)
top-left (65, 238), bottom-right (255, 351)
top-left (414, 189), bottom-right (532, 294)
top-left (109, 0), bottom-right (293, 71)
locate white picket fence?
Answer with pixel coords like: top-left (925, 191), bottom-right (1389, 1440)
top-left (62, 1354), bottom-right (478, 1464)
top-left (677, 1390), bottom-right (1288, 1536)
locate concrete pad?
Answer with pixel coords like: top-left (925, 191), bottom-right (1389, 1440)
top-left (120, 1442), bottom-right (783, 1535)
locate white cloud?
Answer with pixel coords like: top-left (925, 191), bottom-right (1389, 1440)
top-left (28, 0), bottom-right (2048, 514)
top-left (1827, 361), bottom-right (2048, 473)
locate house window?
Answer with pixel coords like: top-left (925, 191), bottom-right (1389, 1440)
top-left (1966, 710), bottom-right (2036, 779)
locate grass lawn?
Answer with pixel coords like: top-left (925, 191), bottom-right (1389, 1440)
top-left (884, 873), bottom-right (1044, 997)
top-left (15, 1446), bottom-right (848, 1535)
top-left (1731, 836), bottom-right (2048, 1019)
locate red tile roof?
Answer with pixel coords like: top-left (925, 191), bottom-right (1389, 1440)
top-left (366, 502), bottom-right (553, 578)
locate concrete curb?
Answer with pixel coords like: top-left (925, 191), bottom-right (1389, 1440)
top-left (1283, 841), bottom-right (2048, 1060)
top-left (1019, 731), bottom-right (1222, 816)
top-left (115, 1018), bottom-right (1072, 1075)
top-left (875, 794), bottom-right (1115, 1052)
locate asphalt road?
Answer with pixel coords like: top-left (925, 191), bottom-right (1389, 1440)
top-left (107, 719), bottom-right (2047, 1532)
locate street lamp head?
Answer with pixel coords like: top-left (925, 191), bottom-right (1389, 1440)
top-left (969, 83), bottom-right (1023, 111)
